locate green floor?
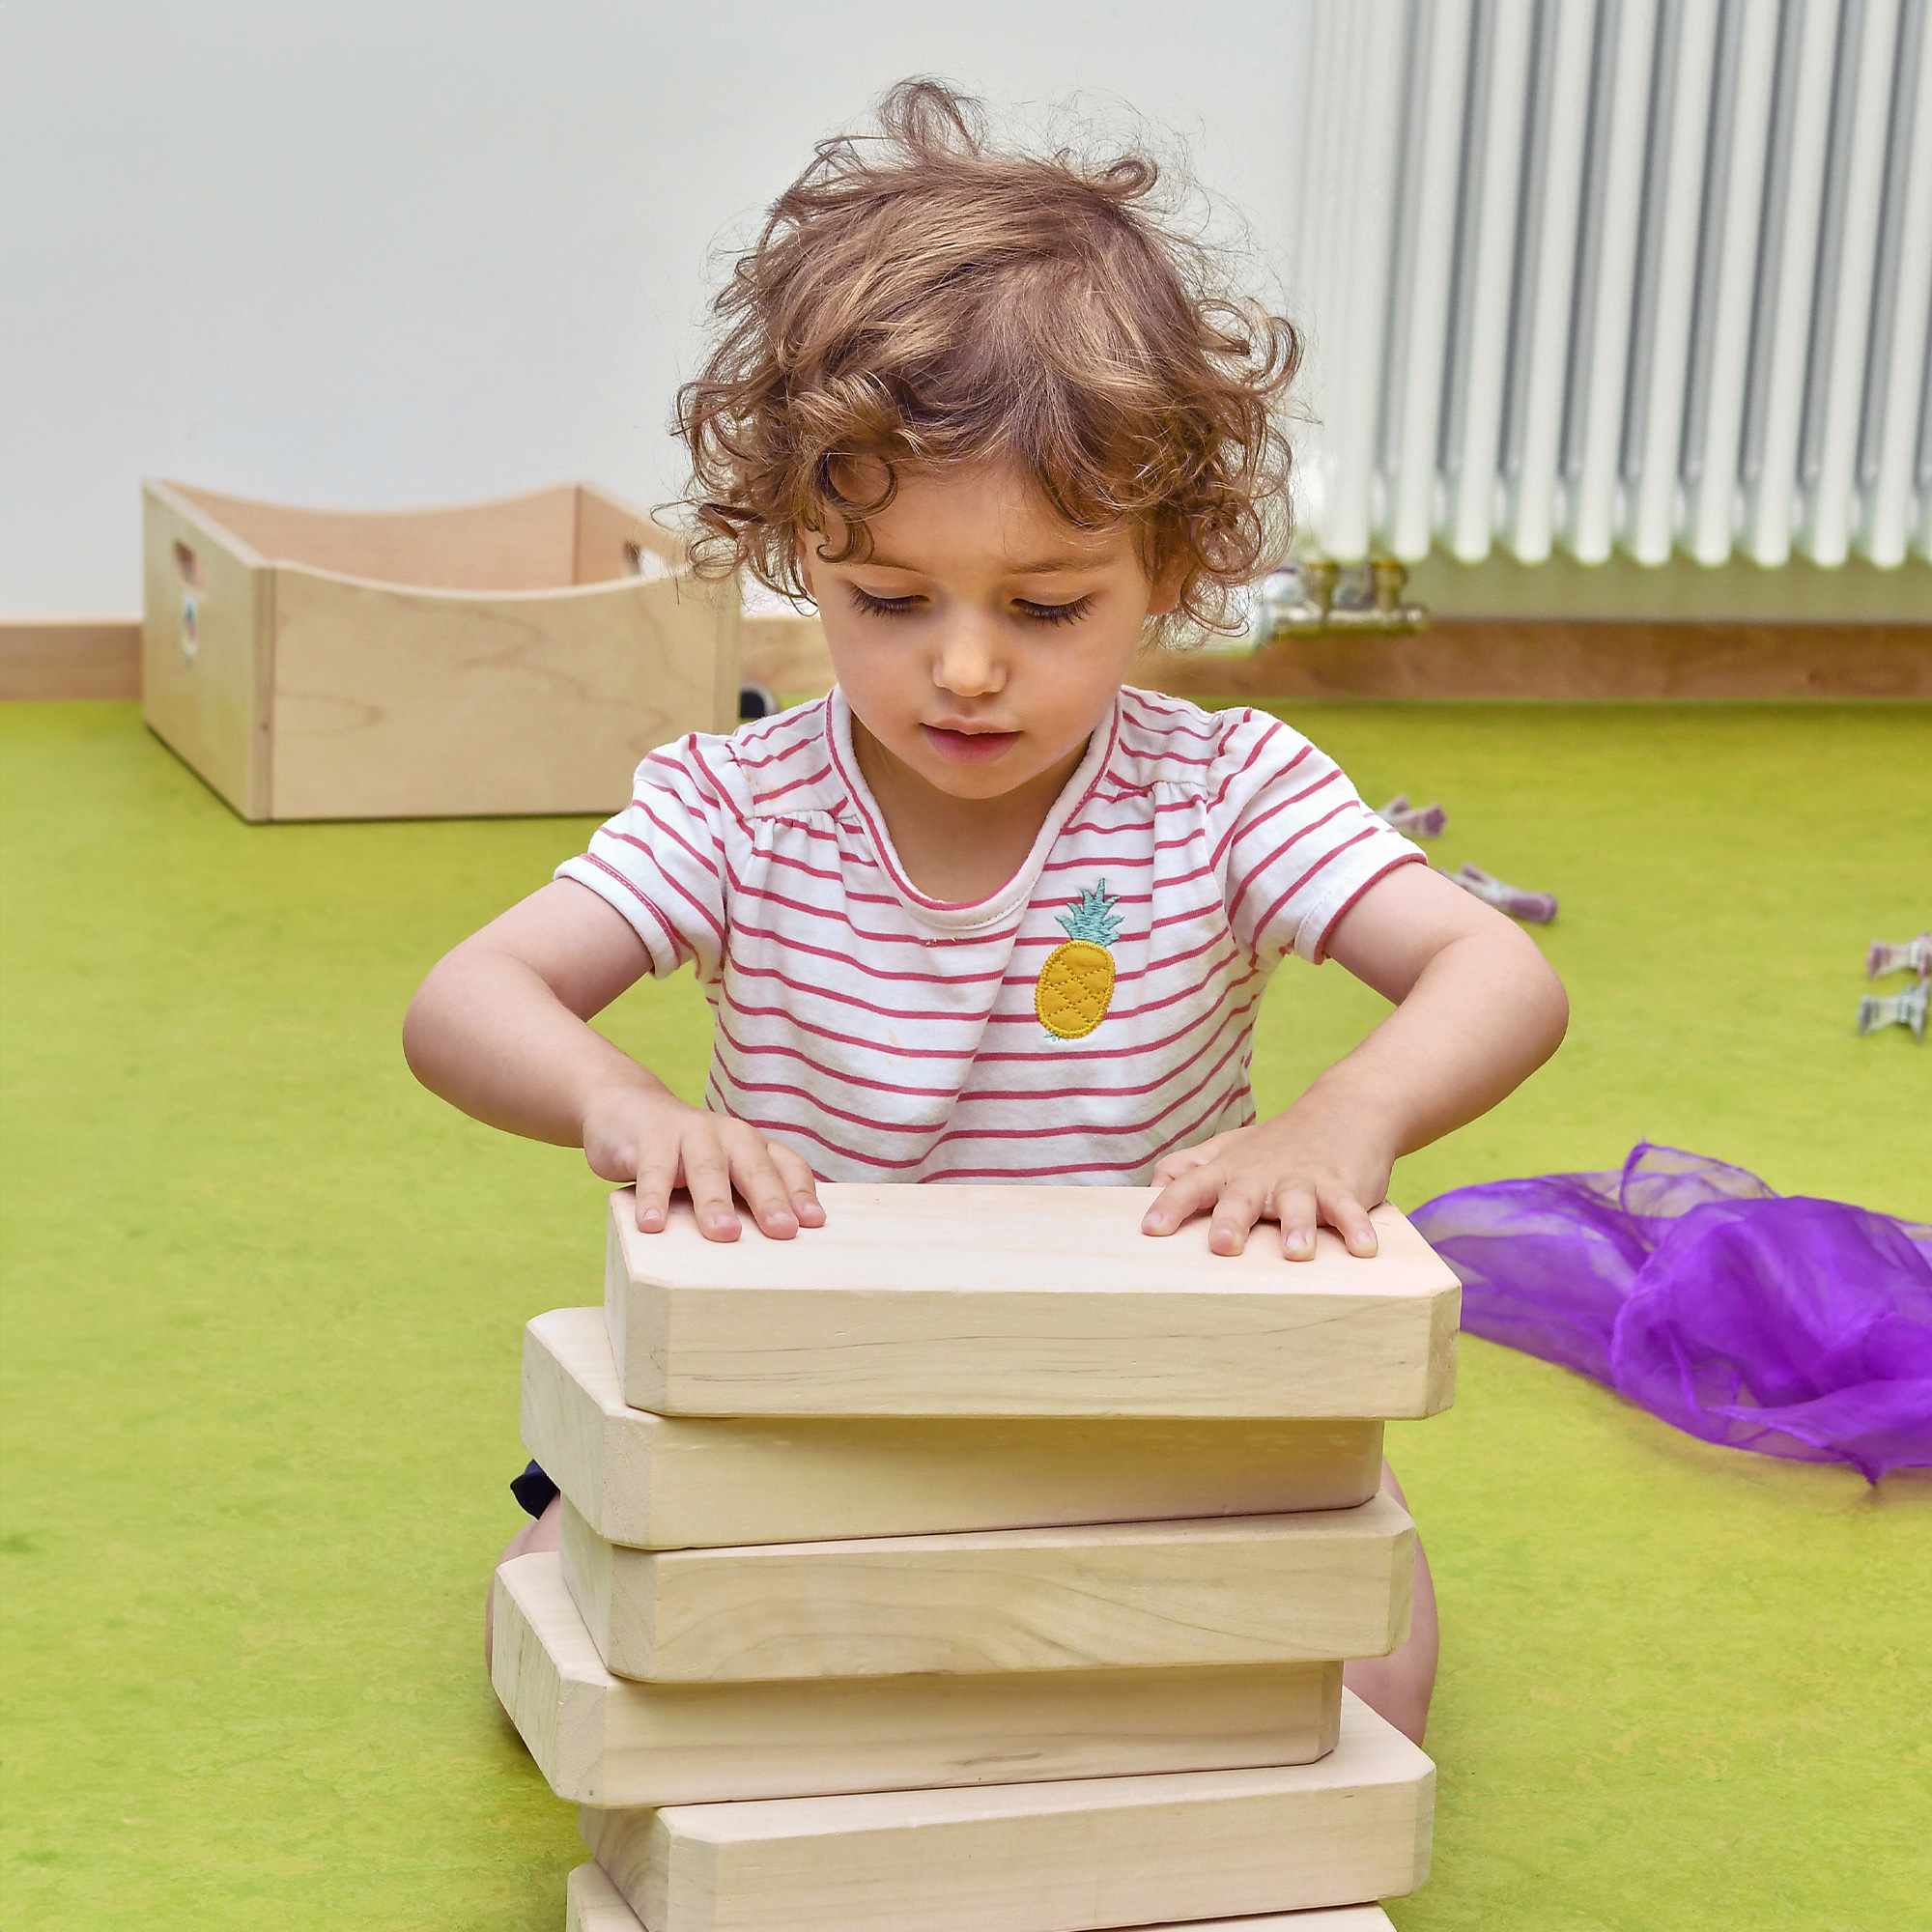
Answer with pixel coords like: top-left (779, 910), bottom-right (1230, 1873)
top-left (1, 697), bottom-right (1927, 1932)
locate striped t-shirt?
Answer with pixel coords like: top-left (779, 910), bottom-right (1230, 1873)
top-left (557, 686), bottom-right (1422, 1184)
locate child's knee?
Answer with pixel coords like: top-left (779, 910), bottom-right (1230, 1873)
top-left (486, 1498), bottom-right (563, 1675)
top-left (1344, 1648), bottom-right (1435, 1747)
top-left (1379, 1458), bottom-right (1409, 1509)
top-left (497, 1495), bottom-right (561, 1570)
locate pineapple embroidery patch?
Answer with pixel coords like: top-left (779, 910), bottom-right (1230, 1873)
top-left (1036, 880), bottom-right (1123, 1040)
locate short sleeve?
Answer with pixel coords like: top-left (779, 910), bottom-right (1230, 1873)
top-left (1215, 713), bottom-right (1425, 964)
top-left (554, 735), bottom-right (731, 980)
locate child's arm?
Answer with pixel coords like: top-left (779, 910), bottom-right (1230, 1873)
top-left (402, 880), bottom-right (823, 1241)
top-left (1141, 862), bottom-right (1567, 1258)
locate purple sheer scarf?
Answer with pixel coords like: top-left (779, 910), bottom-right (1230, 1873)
top-left (1408, 1145), bottom-right (1932, 1482)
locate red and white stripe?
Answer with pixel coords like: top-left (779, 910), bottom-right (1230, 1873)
top-left (558, 687), bottom-right (1421, 1184)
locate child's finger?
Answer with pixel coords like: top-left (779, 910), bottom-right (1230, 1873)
top-left (678, 1135), bottom-right (744, 1242)
top-left (1207, 1179), bottom-right (1269, 1257)
top-left (770, 1144), bottom-right (826, 1226)
top-left (725, 1136), bottom-right (803, 1240)
top-left (632, 1147), bottom-right (680, 1234)
top-left (1321, 1188), bottom-right (1379, 1258)
top-left (1274, 1181), bottom-right (1320, 1261)
top-left (1140, 1162), bottom-right (1222, 1236)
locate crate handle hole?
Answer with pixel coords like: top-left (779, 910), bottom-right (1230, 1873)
top-left (622, 540), bottom-right (671, 582)
top-left (174, 542), bottom-right (206, 589)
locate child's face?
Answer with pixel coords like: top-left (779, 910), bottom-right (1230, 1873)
top-left (799, 461), bottom-right (1178, 804)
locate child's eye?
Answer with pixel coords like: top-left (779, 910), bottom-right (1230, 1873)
top-left (848, 586), bottom-right (923, 618)
top-left (1014, 596), bottom-right (1094, 626)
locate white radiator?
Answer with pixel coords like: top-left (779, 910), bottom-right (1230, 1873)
top-left (1291, 0), bottom-right (1932, 570)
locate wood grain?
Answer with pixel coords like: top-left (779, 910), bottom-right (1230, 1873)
top-left (167, 480), bottom-right (582, 592)
top-left (603, 1186), bottom-right (1460, 1419)
top-left (492, 1551), bottom-right (1341, 1808)
top-left (569, 1861), bottom-right (651, 1932)
top-left (525, 1307), bottom-right (1384, 1550)
top-left (579, 1690), bottom-right (1429, 1932)
top-left (0, 622), bottom-right (140, 700)
top-left (133, 479), bottom-right (739, 821)
top-left (268, 565), bottom-right (732, 819)
top-left (739, 611), bottom-right (837, 695)
top-left (737, 607), bottom-right (1932, 700)
top-left (1139, 620), bottom-right (1932, 701)
top-left (563, 1859), bottom-right (1396, 1932)
top-left (558, 1491), bottom-right (1413, 1683)
top-left (575, 483), bottom-right (685, 584)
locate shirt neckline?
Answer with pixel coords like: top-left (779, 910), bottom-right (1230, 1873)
top-left (825, 689), bottom-right (1120, 934)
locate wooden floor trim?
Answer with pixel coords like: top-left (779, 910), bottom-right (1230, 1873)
top-left (1144, 619), bottom-right (1932, 701)
top-left (1, 620), bottom-right (142, 700)
top-left (7, 615), bottom-right (1929, 704)
top-left (745, 615), bottom-right (1932, 701)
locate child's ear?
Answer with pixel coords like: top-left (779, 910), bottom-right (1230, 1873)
top-left (1145, 557), bottom-right (1187, 618)
top-left (794, 530), bottom-right (817, 598)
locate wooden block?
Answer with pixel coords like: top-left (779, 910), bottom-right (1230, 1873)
top-left (525, 1307), bottom-right (1385, 1549)
top-left (738, 609), bottom-right (836, 696)
top-left (604, 1186), bottom-right (1459, 1418)
top-left (569, 1861), bottom-right (653, 1932)
top-left (139, 478), bottom-right (737, 822)
top-left (493, 1551), bottom-right (1340, 1808)
top-left (579, 1690), bottom-right (1429, 1932)
top-left (558, 1491), bottom-right (1413, 1683)
top-left (564, 1860), bottom-right (1396, 1932)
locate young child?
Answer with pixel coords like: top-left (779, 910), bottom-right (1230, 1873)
top-left (405, 81), bottom-right (1568, 1746)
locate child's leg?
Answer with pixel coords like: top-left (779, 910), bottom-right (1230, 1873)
top-left (484, 1494), bottom-right (560, 1673)
top-left (1342, 1461), bottom-right (1438, 1747)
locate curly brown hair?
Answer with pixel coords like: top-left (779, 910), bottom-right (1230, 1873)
top-left (674, 79), bottom-right (1300, 642)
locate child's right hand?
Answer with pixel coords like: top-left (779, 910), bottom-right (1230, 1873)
top-left (582, 1085), bottom-right (825, 1243)
top-left (403, 884), bottom-right (821, 1245)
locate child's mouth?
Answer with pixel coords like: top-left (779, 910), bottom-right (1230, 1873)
top-left (922, 724), bottom-right (1020, 764)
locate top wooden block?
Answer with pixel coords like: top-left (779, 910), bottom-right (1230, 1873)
top-left (604, 1185), bottom-right (1459, 1419)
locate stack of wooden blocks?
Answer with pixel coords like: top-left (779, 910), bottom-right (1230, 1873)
top-left (494, 1183), bottom-right (1462, 1932)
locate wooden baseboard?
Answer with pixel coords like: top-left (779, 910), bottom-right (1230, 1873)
top-left (1148, 620), bottom-right (1932, 700)
top-left (0, 620), bottom-right (141, 699)
top-left (10, 614), bottom-right (1929, 705)
top-left (749, 613), bottom-right (1931, 701)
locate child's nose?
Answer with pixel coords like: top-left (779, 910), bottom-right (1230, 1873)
top-left (932, 621), bottom-right (1005, 697)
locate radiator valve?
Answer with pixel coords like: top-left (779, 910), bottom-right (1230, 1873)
top-left (1255, 558), bottom-right (1431, 639)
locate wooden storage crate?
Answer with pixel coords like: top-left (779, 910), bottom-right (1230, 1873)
top-left (141, 479), bottom-right (739, 820)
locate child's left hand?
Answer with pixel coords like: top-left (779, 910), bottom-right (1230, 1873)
top-left (1140, 1097), bottom-right (1394, 1260)
top-left (1139, 862), bottom-right (1568, 1262)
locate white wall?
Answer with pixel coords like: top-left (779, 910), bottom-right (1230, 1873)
top-left (0, 0), bottom-right (1314, 615)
